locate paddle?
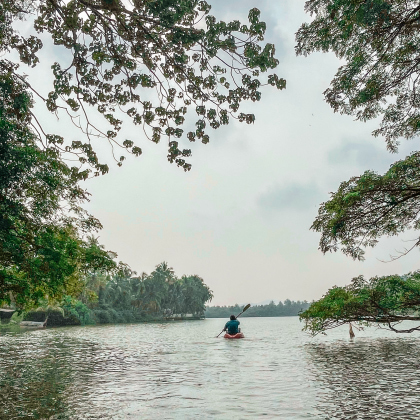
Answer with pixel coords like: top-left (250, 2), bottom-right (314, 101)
top-left (216, 304), bottom-right (251, 338)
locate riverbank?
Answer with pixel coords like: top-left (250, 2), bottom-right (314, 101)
top-left (0, 309), bottom-right (204, 330)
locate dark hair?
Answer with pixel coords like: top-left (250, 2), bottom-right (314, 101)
top-left (230, 315), bottom-right (236, 320)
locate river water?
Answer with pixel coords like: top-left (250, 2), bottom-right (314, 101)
top-left (1, 317), bottom-right (420, 419)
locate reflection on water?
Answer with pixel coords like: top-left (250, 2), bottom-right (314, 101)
top-left (1, 318), bottom-right (420, 419)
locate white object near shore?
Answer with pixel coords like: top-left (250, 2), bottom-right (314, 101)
top-left (20, 318), bottom-right (48, 328)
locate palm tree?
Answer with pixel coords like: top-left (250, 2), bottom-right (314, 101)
top-left (180, 275), bottom-right (213, 316)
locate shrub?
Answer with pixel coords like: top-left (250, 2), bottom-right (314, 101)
top-left (24, 308), bottom-right (80, 326)
top-left (61, 296), bottom-right (94, 325)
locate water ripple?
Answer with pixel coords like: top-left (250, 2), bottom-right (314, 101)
top-left (1, 318), bottom-right (420, 419)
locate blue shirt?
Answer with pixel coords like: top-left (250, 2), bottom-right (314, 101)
top-left (224, 320), bottom-right (240, 334)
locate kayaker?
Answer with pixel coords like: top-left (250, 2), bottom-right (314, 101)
top-left (223, 315), bottom-right (240, 335)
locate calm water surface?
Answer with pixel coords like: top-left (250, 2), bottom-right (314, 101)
top-left (1, 317), bottom-right (420, 419)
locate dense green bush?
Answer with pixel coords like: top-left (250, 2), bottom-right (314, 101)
top-left (22, 262), bottom-right (214, 327)
top-left (24, 308), bottom-right (80, 326)
top-left (61, 296), bottom-right (94, 325)
top-left (91, 309), bottom-right (112, 324)
top-left (90, 308), bottom-right (147, 324)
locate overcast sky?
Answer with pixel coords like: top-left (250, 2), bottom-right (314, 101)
top-left (18, 0), bottom-right (420, 305)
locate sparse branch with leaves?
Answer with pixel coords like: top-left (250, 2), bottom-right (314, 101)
top-left (296, 0), bottom-right (420, 151)
top-left (311, 152), bottom-right (420, 260)
top-left (3, 0), bottom-right (284, 173)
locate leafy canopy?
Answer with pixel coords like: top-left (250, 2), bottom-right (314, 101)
top-left (2, 0), bottom-right (284, 172)
top-left (0, 72), bottom-right (125, 310)
top-left (297, 1), bottom-right (420, 260)
top-left (296, 0), bottom-right (420, 151)
top-left (300, 272), bottom-right (420, 335)
top-left (297, 1), bottom-right (420, 334)
top-left (311, 152), bottom-right (420, 260)
top-left (0, 0), bottom-right (283, 308)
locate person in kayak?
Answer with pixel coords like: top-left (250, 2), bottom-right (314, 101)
top-left (224, 315), bottom-right (240, 335)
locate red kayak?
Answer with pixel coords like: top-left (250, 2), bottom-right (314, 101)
top-left (224, 332), bottom-right (245, 339)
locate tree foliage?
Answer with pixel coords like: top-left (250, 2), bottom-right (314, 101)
top-left (296, 0), bottom-right (420, 151)
top-left (300, 272), bottom-right (420, 335)
top-left (0, 72), bottom-right (125, 309)
top-left (297, 1), bottom-right (420, 334)
top-left (23, 262), bottom-right (213, 325)
top-left (0, 0), bottom-right (282, 309)
top-left (2, 0), bottom-right (283, 172)
top-left (311, 152), bottom-right (420, 260)
top-left (1, 0), bottom-right (281, 309)
top-left (297, 1), bottom-right (420, 260)
top-left (89, 261), bottom-right (213, 320)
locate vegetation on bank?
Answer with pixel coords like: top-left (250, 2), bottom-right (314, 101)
top-left (300, 272), bottom-right (420, 335)
top-left (205, 300), bottom-right (310, 318)
top-left (0, 73), bottom-right (127, 309)
top-left (19, 262), bottom-right (213, 327)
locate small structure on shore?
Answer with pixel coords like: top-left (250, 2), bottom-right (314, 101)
top-left (0, 308), bottom-right (16, 324)
top-left (20, 317), bottom-right (48, 328)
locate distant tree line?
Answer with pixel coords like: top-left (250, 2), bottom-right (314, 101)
top-left (205, 300), bottom-right (310, 318)
top-left (22, 262), bottom-right (213, 326)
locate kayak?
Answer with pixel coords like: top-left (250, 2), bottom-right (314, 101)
top-left (224, 332), bottom-right (245, 339)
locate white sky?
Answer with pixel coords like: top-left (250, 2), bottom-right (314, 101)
top-left (15, 0), bottom-right (420, 305)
